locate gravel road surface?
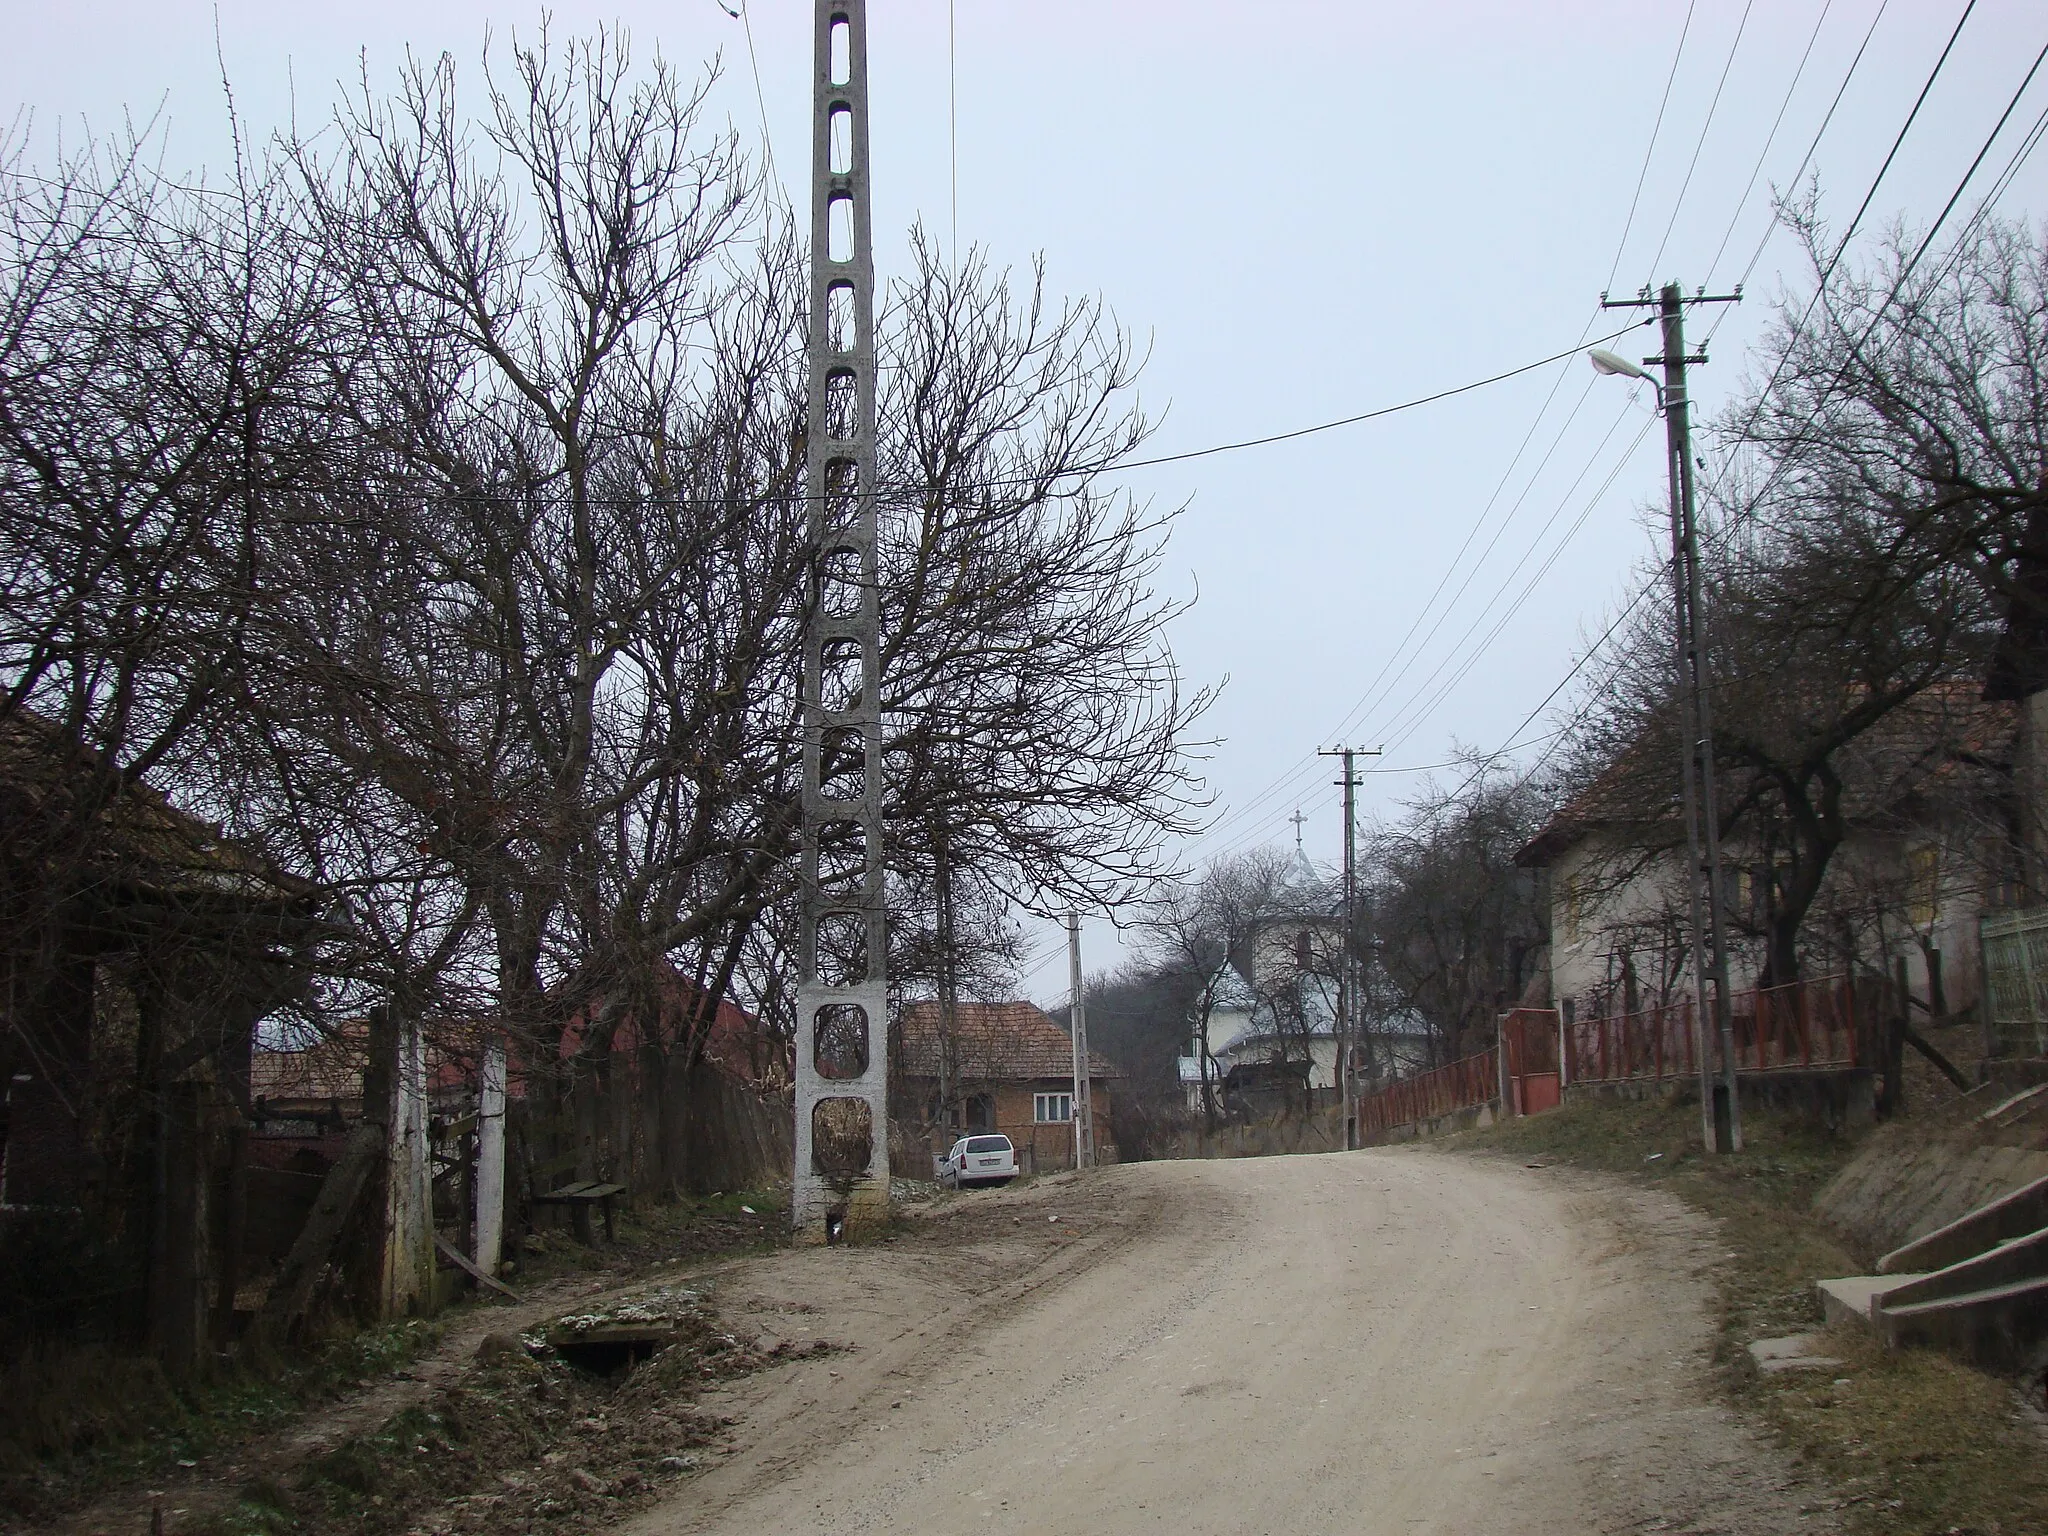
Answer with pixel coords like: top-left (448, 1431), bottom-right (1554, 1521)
top-left (627, 1149), bottom-right (1834, 1536)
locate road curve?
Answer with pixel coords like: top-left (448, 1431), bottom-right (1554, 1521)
top-left (628, 1150), bottom-right (1831, 1536)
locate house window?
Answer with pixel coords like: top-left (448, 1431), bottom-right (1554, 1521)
top-left (1034, 1092), bottom-right (1072, 1123)
top-left (1908, 844), bottom-right (1940, 929)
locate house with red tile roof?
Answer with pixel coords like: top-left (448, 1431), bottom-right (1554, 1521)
top-left (897, 1000), bottom-right (1120, 1172)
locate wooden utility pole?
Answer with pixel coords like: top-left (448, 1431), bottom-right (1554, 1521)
top-left (1600, 282), bottom-right (1743, 1153)
top-left (1068, 912), bottom-right (1094, 1168)
top-left (1320, 746), bottom-right (1377, 1148)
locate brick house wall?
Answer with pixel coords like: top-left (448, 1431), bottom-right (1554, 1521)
top-left (988, 1078), bottom-right (1114, 1173)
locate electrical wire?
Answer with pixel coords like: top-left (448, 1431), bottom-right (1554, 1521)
top-left (1168, 4), bottom-right (1713, 867)
top-left (1898, 36), bottom-right (2048, 282)
top-left (1185, 3), bottom-right (1712, 860)
top-left (1189, 419), bottom-right (1655, 864)
top-left (1644, 0), bottom-right (1758, 286)
top-left (1103, 324), bottom-right (1649, 477)
top-left (1339, 0), bottom-right (1991, 828)
top-left (1320, 374), bottom-right (1606, 754)
top-left (1721, 0), bottom-right (1893, 301)
top-left (1356, 391), bottom-right (1645, 750)
top-left (1373, 417), bottom-right (1661, 755)
top-left (1174, 363), bottom-right (1615, 861)
top-left (1704, 0), bottom-right (1838, 288)
top-left (1823, 0), bottom-right (1977, 294)
top-left (1455, 1), bottom-right (2008, 819)
top-left (949, 0), bottom-right (959, 268)
top-left (1440, 567), bottom-right (1669, 806)
top-left (1711, 0), bottom-right (2011, 515)
top-left (734, 1), bottom-right (790, 212)
top-left (1606, 0), bottom-right (1700, 297)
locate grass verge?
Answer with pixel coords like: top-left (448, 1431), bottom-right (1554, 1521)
top-left (1445, 1095), bottom-right (2048, 1534)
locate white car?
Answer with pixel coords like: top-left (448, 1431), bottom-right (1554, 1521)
top-left (939, 1133), bottom-right (1017, 1188)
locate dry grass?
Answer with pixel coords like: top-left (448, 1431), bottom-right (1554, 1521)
top-left (0, 1187), bottom-right (788, 1529)
top-left (192, 1296), bottom-right (780, 1536)
top-left (1747, 1326), bottom-right (2048, 1533)
top-left (1447, 1095), bottom-right (2048, 1534)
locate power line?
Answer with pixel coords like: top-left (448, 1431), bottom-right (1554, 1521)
top-left (733, 1), bottom-right (790, 212)
top-left (1375, 417), bottom-right (1661, 755)
top-left (1172, 5), bottom-right (1705, 866)
top-left (1827, 0), bottom-right (1978, 290)
top-left (1722, 0), bottom-right (1893, 297)
top-left (1103, 324), bottom-right (1649, 476)
top-left (1898, 36), bottom-right (2048, 283)
top-left (1606, 0), bottom-right (1700, 295)
top-left (1704, 0), bottom-right (1838, 287)
top-left (1359, 401), bottom-right (1648, 751)
top-left (1644, 0), bottom-right (1758, 285)
top-left (948, 0), bottom-right (959, 267)
top-left (1706, 0), bottom-right (1982, 510)
top-left (439, 325), bottom-right (1655, 512)
top-left (1455, 2), bottom-right (2005, 817)
top-left (1395, 2), bottom-right (1987, 822)
top-left (1320, 375), bottom-right (1607, 754)
top-left (1443, 567), bottom-right (1669, 805)
top-left (1178, 333), bottom-right (1649, 853)
top-left (1195, 409), bottom-right (1651, 860)
top-left (1182, 365), bottom-right (1613, 860)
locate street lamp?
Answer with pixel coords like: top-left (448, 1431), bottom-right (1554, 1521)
top-left (1587, 348), bottom-right (1657, 389)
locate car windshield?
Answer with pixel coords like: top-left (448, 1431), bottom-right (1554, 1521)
top-left (964, 1136), bottom-right (1011, 1153)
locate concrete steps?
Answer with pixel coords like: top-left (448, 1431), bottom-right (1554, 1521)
top-left (1881, 1273), bottom-right (2048, 1364)
top-left (1818, 1174), bottom-right (2048, 1369)
top-left (1878, 1170), bottom-right (2048, 1274)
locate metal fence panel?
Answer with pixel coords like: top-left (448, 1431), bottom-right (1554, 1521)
top-left (1982, 906), bottom-right (2048, 1057)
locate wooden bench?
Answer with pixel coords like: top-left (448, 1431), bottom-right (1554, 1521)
top-left (530, 1180), bottom-right (627, 1244)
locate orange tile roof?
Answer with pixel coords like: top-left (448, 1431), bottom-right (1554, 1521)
top-left (897, 1000), bottom-right (1122, 1081)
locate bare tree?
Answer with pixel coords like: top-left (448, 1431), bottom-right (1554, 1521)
top-left (1365, 765), bottom-right (1551, 1064)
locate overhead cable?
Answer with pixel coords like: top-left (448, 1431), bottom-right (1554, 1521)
top-left (1644, 0), bottom-right (1759, 284)
top-left (1606, 0), bottom-right (1701, 296)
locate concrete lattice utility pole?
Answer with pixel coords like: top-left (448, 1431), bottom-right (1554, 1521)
top-left (793, 1), bottom-right (889, 1234)
top-left (934, 816), bottom-right (958, 1138)
top-left (1320, 746), bottom-right (1378, 1149)
top-left (1068, 912), bottom-right (1095, 1169)
top-left (1595, 281), bottom-right (1743, 1154)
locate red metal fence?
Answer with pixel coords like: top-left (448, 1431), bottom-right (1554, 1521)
top-left (1565, 974), bottom-right (1859, 1087)
top-left (1358, 1047), bottom-right (1498, 1141)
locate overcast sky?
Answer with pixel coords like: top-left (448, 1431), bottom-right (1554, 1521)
top-left (8, 1), bottom-right (2045, 1003)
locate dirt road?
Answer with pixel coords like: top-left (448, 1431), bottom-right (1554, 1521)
top-left (630, 1149), bottom-right (1834, 1536)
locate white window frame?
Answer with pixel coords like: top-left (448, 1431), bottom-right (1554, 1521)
top-left (1034, 1091), bottom-right (1072, 1124)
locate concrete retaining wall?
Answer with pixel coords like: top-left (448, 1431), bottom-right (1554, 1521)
top-left (1368, 1100), bottom-right (1499, 1145)
top-left (1566, 1068), bottom-right (1874, 1130)
top-left (1815, 1083), bottom-right (2048, 1261)
top-left (1164, 1106), bottom-right (1348, 1160)
top-left (1819, 1140), bottom-right (2048, 1261)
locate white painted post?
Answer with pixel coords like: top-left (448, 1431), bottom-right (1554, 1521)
top-left (474, 1036), bottom-right (506, 1278)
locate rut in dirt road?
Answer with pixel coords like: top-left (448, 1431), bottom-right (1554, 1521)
top-left (627, 1151), bottom-right (1834, 1536)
